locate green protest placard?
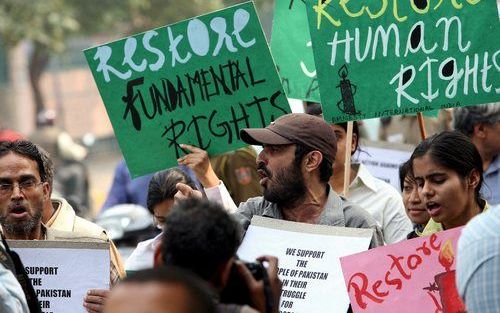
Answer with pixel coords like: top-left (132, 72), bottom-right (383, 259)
top-left (271, 0), bottom-right (320, 101)
top-left (305, 0), bottom-right (499, 123)
top-left (85, 2), bottom-right (290, 177)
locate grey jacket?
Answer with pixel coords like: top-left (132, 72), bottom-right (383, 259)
top-left (234, 187), bottom-right (385, 248)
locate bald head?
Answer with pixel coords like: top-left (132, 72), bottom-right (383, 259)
top-left (103, 267), bottom-right (215, 313)
top-left (104, 282), bottom-right (193, 313)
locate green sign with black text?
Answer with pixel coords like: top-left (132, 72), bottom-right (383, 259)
top-left (305, 0), bottom-right (499, 123)
top-left (85, 2), bottom-right (290, 177)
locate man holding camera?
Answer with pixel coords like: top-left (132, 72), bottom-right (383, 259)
top-left (154, 197), bottom-right (281, 313)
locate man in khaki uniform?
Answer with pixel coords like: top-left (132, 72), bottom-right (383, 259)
top-left (210, 146), bottom-right (261, 205)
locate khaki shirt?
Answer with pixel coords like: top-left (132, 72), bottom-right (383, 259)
top-left (211, 147), bottom-right (262, 205)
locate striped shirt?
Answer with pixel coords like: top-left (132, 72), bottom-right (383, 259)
top-left (456, 208), bottom-right (500, 313)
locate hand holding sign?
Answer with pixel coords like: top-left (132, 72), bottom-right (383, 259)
top-left (177, 144), bottom-right (220, 188)
top-left (174, 182), bottom-right (203, 203)
top-left (84, 289), bottom-right (109, 313)
top-left (84, 2), bottom-right (290, 178)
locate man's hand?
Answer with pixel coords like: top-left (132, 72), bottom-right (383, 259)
top-left (174, 182), bottom-right (203, 203)
top-left (236, 256), bottom-right (282, 313)
top-left (84, 289), bottom-right (109, 313)
top-left (177, 144), bottom-right (220, 188)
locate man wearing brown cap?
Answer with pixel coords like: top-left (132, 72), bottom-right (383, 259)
top-left (177, 113), bottom-right (384, 247)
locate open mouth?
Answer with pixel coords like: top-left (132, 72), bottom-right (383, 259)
top-left (257, 169), bottom-right (267, 179)
top-left (9, 205), bottom-right (28, 218)
top-left (426, 201), bottom-right (442, 217)
top-left (257, 170), bottom-right (269, 186)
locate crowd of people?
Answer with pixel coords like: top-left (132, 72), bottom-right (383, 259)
top-left (0, 102), bottom-right (499, 313)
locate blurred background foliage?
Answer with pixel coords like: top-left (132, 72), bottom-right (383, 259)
top-left (0, 0), bottom-right (274, 125)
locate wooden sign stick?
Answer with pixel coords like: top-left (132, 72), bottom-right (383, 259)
top-left (417, 112), bottom-right (427, 140)
top-left (343, 121), bottom-right (354, 197)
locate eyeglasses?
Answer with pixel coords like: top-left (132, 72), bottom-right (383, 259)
top-left (0, 180), bottom-right (44, 197)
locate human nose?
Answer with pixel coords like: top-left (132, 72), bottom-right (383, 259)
top-left (257, 149), bottom-right (268, 166)
top-left (10, 183), bottom-right (24, 198)
top-left (409, 186), bottom-right (421, 203)
top-left (420, 181), bottom-right (433, 199)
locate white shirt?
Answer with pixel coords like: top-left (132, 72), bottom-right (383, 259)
top-left (205, 181), bottom-right (239, 213)
top-left (347, 164), bottom-right (412, 244)
top-left (125, 233), bottom-right (163, 272)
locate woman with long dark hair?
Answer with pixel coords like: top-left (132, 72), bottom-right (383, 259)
top-left (410, 131), bottom-right (487, 235)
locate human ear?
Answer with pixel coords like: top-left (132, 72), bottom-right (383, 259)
top-left (467, 169), bottom-right (481, 190)
top-left (42, 182), bottom-right (50, 201)
top-left (304, 151), bottom-right (323, 172)
top-left (351, 133), bottom-right (358, 155)
top-left (221, 258), bottom-right (234, 286)
top-left (473, 123), bottom-right (487, 139)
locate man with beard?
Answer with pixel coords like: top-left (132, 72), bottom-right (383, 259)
top-left (0, 140), bottom-right (120, 313)
top-left (0, 141), bottom-right (49, 240)
top-left (177, 113), bottom-right (384, 247)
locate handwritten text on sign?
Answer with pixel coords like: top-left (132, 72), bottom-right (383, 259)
top-left (341, 227), bottom-right (464, 313)
top-left (237, 216), bottom-right (373, 313)
top-left (305, 0), bottom-right (499, 123)
top-left (85, 2), bottom-right (290, 177)
top-left (271, 0), bottom-right (320, 101)
top-left (9, 241), bottom-right (109, 313)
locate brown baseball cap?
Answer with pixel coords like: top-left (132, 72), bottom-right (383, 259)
top-left (240, 113), bottom-right (337, 164)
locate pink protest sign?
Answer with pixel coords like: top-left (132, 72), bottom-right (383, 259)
top-left (341, 227), bottom-right (465, 313)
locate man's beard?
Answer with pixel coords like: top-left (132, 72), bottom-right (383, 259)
top-left (0, 210), bottom-right (42, 238)
top-left (262, 162), bottom-right (306, 208)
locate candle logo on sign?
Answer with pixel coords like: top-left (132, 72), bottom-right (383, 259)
top-left (425, 240), bottom-right (466, 313)
top-left (336, 64), bottom-right (360, 116)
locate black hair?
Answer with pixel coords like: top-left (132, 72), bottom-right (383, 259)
top-left (0, 140), bottom-right (48, 183)
top-left (304, 101), bottom-right (323, 116)
top-left (38, 146), bottom-right (54, 189)
top-left (335, 121), bottom-right (360, 155)
top-left (124, 267), bottom-right (215, 313)
top-left (147, 168), bottom-right (196, 214)
top-left (410, 131), bottom-right (484, 207)
top-left (398, 160), bottom-right (413, 192)
top-left (161, 198), bottom-right (241, 282)
top-left (294, 144), bottom-right (333, 183)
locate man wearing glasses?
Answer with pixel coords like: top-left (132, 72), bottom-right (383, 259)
top-left (0, 140), bottom-right (120, 313)
top-left (0, 141), bottom-right (49, 240)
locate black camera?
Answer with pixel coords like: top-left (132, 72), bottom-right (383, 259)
top-left (220, 261), bottom-right (274, 313)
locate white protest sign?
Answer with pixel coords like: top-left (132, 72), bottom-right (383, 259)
top-left (9, 241), bottom-right (110, 313)
top-left (354, 140), bottom-right (414, 190)
top-left (237, 216), bottom-right (373, 313)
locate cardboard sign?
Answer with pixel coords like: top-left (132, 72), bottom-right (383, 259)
top-left (9, 241), bottom-right (110, 313)
top-left (354, 140), bottom-right (413, 190)
top-left (85, 2), bottom-right (290, 177)
top-left (237, 216), bottom-right (373, 313)
top-left (305, 0), bottom-right (500, 123)
top-left (271, 0), bottom-right (320, 101)
top-left (340, 227), bottom-right (464, 313)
